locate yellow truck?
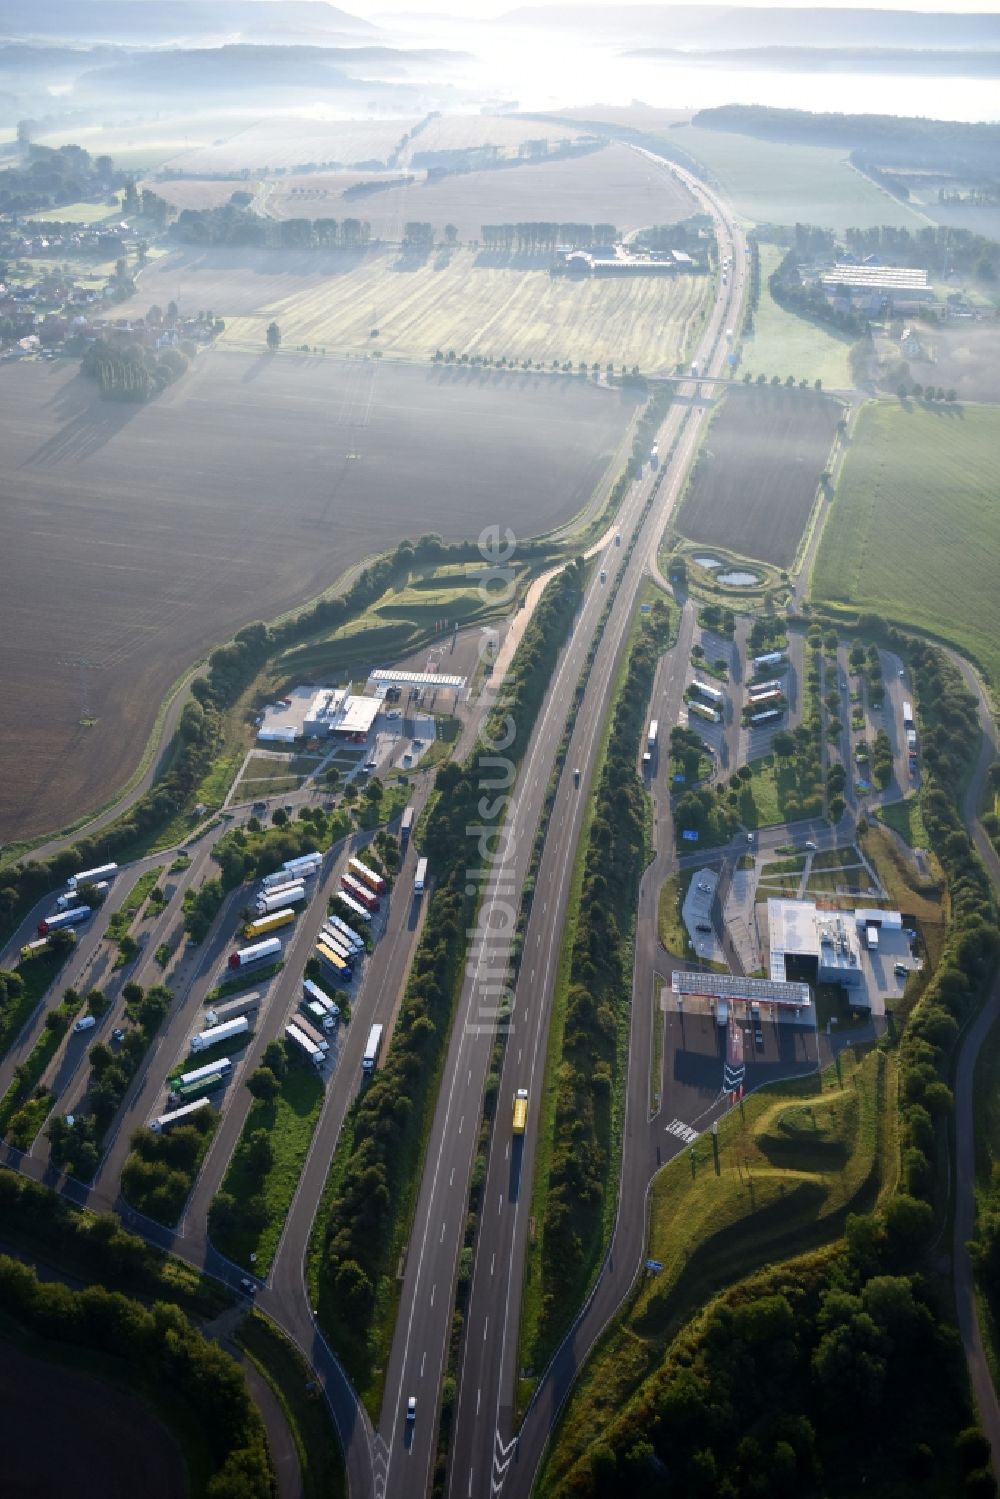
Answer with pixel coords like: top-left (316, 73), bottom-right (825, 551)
top-left (512, 1088), bottom-right (529, 1135)
top-left (245, 907), bottom-right (296, 940)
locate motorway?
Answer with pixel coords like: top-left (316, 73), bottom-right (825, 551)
top-left (350, 148), bottom-right (750, 1499)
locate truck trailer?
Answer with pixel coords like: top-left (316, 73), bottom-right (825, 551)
top-left (690, 679), bottom-right (725, 704)
top-left (204, 992), bottom-right (262, 1028)
top-left (295, 1012), bottom-right (330, 1051)
top-left (255, 884), bottom-right (306, 916)
top-left (336, 891), bottom-right (372, 923)
top-left (303, 979), bottom-right (340, 1022)
top-left (245, 908), bottom-right (296, 940)
top-left (328, 915), bottom-right (364, 952)
top-left (362, 1023), bottom-right (384, 1073)
top-left (178, 1058), bottom-right (234, 1088)
top-left (647, 720), bottom-right (658, 749)
top-left (228, 936), bottom-right (282, 970)
top-left (512, 1088), bottom-right (529, 1135)
top-left (316, 941), bottom-right (350, 979)
top-left (38, 905), bottom-right (92, 936)
top-left (282, 852), bottom-right (322, 878)
top-left (341, 873), bottom-right (378, 911)
top-left (286, 1023), bottom-right (324, 1067)
top-left (55, 882), bottom-right (108, 912)
top-left (67, 862), bottom-right (117, 891)
top-left (260, 870), bottom-right (305, 894)
top-left (688, 700), bottom-right (721, 724)
top-left (302, 999), bottom-right (337, 1033)
top-left (348, 856), bottom-right (386, 894)
top-left (191, 1015), bottom-right (250, 1052)
top-left (414, 858), bottom-right (428, 895)
top-left (151, 1097), bottom-right (211, 1132)
top-left (400, 806), bottom-right (414, 845)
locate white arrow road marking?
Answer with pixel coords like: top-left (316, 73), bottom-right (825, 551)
top-left (491, 1429), bottom-right (518, 1493)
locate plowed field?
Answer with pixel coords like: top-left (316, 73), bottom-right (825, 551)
top-left (0, 355), bottom-right (639, 840)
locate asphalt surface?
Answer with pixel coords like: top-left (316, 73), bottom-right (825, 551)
top-left (366, 150), bottom-right (749, 1499)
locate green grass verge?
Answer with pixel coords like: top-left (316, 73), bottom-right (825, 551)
top-left (537, 1045), bottom-right (897, 1497)
top-left (237, 1312), bottom-right (346, 1499)
top-left (876, 794), bottom-right (929, 849)
top-left (0, 949), bottom-right (70, 1062)
top-left (0, 988), bottom-right (84, 1143)
top-left (741, 241), bottom-right (854, 388)
top-left (656, 874), bottom-right (691, 958)
top-left (812, 400), bottom-right (1000, 692)
top-left (211, 1064), bottom-right (325, 1275)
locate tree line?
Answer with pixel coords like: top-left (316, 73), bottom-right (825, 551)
top-left (171, 205), bottom-right (372, 249)
top-left (315, 558), bottom-right (586, 1391)
top-left (81, 337), bottom-right (189, 402)
top-left (0, 1254), bottom-right (272, 1498)
top-left (537, 599), bottom-right (673, 1353)
top-left (480, 221), bottom-right (618, 252)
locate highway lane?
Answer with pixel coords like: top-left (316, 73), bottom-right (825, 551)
top-left (389, 153), bottom-right (748, 1499)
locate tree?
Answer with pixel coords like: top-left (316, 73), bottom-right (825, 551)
top-left (245, 1129), bottom-right (274, 1176)
top-left (772, 730), bottom-right (795, 761)
top-left (247, 1067), bottom-right (279, 1101)
top-left (266, 322), bottom-right (281, 351)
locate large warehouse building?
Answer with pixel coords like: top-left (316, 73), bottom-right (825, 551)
top-left (768, 898), bottom-right (912, 1015)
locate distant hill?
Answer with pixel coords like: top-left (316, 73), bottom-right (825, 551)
top-left (692, 105), bottom-right (1000, 175)
top-left (74, 42), bottom-right (465, 94)
top-left (628, 46), bottom-right (1000, 78)
top-left (500, 6), bottom-right (1000, 51)
top-left (0, 1), bottom-right (376, 44)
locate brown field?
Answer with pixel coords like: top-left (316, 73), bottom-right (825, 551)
top-left (676, 386), bottom-right (842, 567)
top-left (403, 114), bottom-right (585, 157)
top-left (163, 117), bottom-right (422, 176)
top-left (142, 178), bottom-right (264, 211)
top-left (257, 142), bottom-right (693, 240)
top-left (0, 1342), bottom-right (187, 1499)
top-left (119, 241), bottom-right (707, 372)
top-left (0, 355), bottom-right (639, 841)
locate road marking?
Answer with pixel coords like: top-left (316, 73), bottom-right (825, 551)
top-left (420, 1350), bottom-right (426, 1376)
top-left (498, 1192), bottom-right (503, 1214)
top-left (430, 1283), bottom-right (435, 1306)
top-left (477, 1386), bottom-right (481, 1414)
top-left (449, 1167), bottom-right (455, 1186)
top-left (491, 1252), bottom-right (495, 1275)
top-left (440, 1222), bottom-right (446, 1242)
top-left (483, 1316), bottom-right (489, 1340)
top-left (665, 1117), bottom-right (698, 1144)
top-left (458, 1115), bottom-right (464, 1134)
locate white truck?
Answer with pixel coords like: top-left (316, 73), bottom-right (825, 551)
top-left (151, 1097), bottom-right (211, 1132)
top-left (255, 883), bottom-right (306, 916)
top-left (191, 1015), bottom-right (249, 1052)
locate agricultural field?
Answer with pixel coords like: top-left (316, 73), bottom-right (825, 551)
top-left (259, 141), bottom-right (693, 242)
top-left (0, 1343), bottom-right (188, 1499)
top-left (676, 385), bottom-right (842, 567)
top-left (0, 355), bottom-right (638, 842)
top-left (405, 113), bottom-right (587, 157)
top-left (740, 242), bottom-right (854, 389)
top-left (163, 116), bottom-right (422, 176)
top-left (812, 400), bottom-right (1000, 689)
top-left (140, 178), bottom-right (266, 212)
top-left (133, 245), bottom-right (703, 370)
top-left (666, 123), bottom-right (924, 231)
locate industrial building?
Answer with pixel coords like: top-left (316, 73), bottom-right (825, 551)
top-left (257, 683), bottom-right (382, 744)
top-left (768, 898), bottom-right (912, 1015)
top-left (819, 264), bottom-right (934, 315)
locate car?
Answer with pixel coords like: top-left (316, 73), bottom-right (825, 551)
top-left (696, 881), bottom-right (713, 894)
top-left (406, 1396), bottom-right (417, 1422)
top-left (111, 1028), bottom-right (125, 1043)
top-left (573, 767), bottom-right (580, 786)
top-left (239, 1278), bottom-right (257, 1296)
top-left (412, 739), bottom-right (423, 748)
top-left (747, 832), bottom-right (755, 844)
top-left (898, 669), bottom-right (905, 677)
top-left (893, 963), bottom-right (909, 978)
top-left (364, 761), bottom-right (377, 771)
top-left (695, 922), bottom-right (712, 934)
top-left (253, 801), bottom-right (266, 812)
top-left (805, 840), bottom-right (817, 851)
top-left (284, 804), bottom-right (294, 815)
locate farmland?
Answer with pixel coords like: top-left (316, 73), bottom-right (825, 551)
top-left (258, 141), bottom-right (693, 242)
top-left (137, 115), bottom-right (421, 176)
top-left (121, 244), bottom-right (707, 371)
top-left (812, 399), bottom-right (1000, 688)
top-left (740, 242), bottom-right (854, 389)
top-left (675, 385), bottom-right (842, 567)
top-left (666, 123), bottom-right (924, 231)
top-left (0, 355), bottom-right (638, 842)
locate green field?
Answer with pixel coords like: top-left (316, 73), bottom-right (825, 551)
top-left (30, 198), bottom-right (121, 224)
top-left (211, 1063), bottom-right (325, 1274)
top-left (740, 242), bottom-right (854, 388)
top-left (538, 1047), bottom-right (896, 1496)
top-left (668, 124), bottom-right (924, 231)
top-left (812, 401), bottom-right (1000, 689)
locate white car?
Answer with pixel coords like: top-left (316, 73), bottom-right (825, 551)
top-left (406, 1396), bottom-right (416, 1423)
top-left (805, 841), bottom-right (817, 851)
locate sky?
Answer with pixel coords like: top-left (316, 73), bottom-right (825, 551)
top-left (366, 0), bottom-right (1000, 17)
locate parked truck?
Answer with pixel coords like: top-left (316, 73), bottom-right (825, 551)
top-left (151, 1097), bottom-right (211, 1132)
top-left (282, 852), bottom-right (322, 878)
top-left (328, 914), bottom-right (364, 952)
top-left (245, 908), bottom-right (297, 940)
top-left (302, 998), bottom-right (337, 1033)
top-left (348, 856), bottom-right (386, 894)
top-left (255, 883), bottom-right (306, 916)
top-left (341, 873), bottom-right (378, 911)
top-left (67, 862), bottom-right (117, 891)
top-left (190, 1015), bottom-right (249, 1052)
top-left (303, 979), bottom-right (340, 1022)
top-left (336, 891), bottom-right (372, 923)
top-left (294, 1012), bottom-right (330, 1052)
top-left (204, 992), bottom-right (262, 1028)
top-left (286, 1023), bottom-right (324, 1067)
top-left (260, 870), bottom-right (305, 894)
top-left (38, 905), bottom-right (92, 936)
top-left (228, 936), bottom-right (282, 970)
top-left (55, 882), bottom-right (108, 912)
